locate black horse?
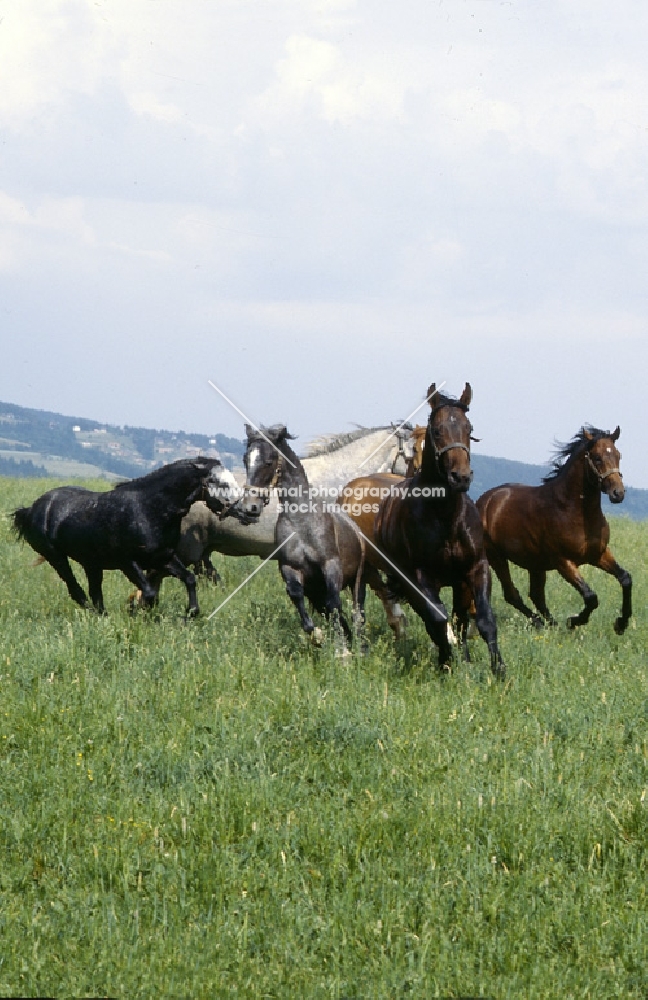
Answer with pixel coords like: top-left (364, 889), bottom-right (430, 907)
top-left (375, 384), bottom-right (506, 676)
top-left (241, 425), bottom-right (365, 647)
top-left (12, 458), bottom-right (240, 616)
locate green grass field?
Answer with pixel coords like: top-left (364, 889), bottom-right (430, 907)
top-left (1, 477), bottom-right (646, 999)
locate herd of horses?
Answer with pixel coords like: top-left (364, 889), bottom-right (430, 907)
top-left (12, 382), bottom-right (632, 679)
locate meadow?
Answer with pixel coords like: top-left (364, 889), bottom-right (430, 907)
top-left (0, 476), bottom-right (646, 999)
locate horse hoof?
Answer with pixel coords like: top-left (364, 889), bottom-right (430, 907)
top-left (335, 645), bottom-right (352, 660)
top-left (613, 617), bottom-right (628, 635)
top-left (310, 627), bottom-right (324, 647)
top-left (566, 617), bottom-right (578, 630)
top-left (531, 615), bottom-right (544, 629)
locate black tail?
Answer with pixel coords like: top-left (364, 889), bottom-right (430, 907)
top-left (12, 506), bottom-right (32, 541)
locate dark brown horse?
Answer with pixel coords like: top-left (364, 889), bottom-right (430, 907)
top-left (348, 383), bottom-right (505, 676)
top-left (477, 426), bottom-right (631, 633)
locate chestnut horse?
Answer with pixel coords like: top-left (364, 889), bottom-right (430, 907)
top-left (346, 384), bottom-right (505, 676)
top-left (477, 426), bottom-right (631, 633)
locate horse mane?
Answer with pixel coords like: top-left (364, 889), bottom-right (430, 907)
top-left (542, 426), bottom-right (610, 482)
top-left (303, 426), bottom-right (390, 458)
top-left (431, 392), bottom-right (468, 412)
top-left (114, 457), bottom-right (215, 490)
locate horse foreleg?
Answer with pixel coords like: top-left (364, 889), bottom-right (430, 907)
top-left (469, 560), bottom-right (506, 679)
top-left (122, 562), bottom-right (158, 610)
top-left (597, 548), bottom-right (632, 634)
top-left (529, 569), bottom-right (557, 626)
top-left (452, 582), bottom-right (473, 662)
top-left (556, 558), bottom-right (598, 629)
top-left (411, 572), bottom-right (452, 670)
top-left (323, 559), bottom-right (352, 646)
top-left (84, 565), bottom-right (105, 614)
top-left (199, 554), bottom-right (221, 585)
top-left (365, 563), bottom-right (407, 638)
top-left (164, 555), bottom-right (199, 617)
top-left (281, 564), bottom-right (316, 636)
top-left (487, 549), bottom-right (543, 627)
top-left (46, 552), bottom-right (90, 609)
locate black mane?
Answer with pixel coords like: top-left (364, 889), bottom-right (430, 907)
top-left (543, 427), bottom-right (610, 482)
top-left (430, 392), bottom-right (468, 413)
top-left (114, 457), bottom-right (216, 490)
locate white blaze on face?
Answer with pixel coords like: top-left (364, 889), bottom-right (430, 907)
top-left (207, 464), bottom-right (239, 501)
top-left (247, 444), bottom-right (261, 481)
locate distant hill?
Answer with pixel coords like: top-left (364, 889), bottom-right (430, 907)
top-left (1, 402), bottom-right (646, 519)
top-left (0, 401), bottom-right (244, 480)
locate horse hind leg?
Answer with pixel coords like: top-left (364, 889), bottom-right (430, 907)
top-left (529, 569), bottom-right (557, 626)
top-left (84, 565), bottom-right (105, 614)
top-left (45, 551), bottom-right (90, 609)
top-left (488, 549), bottom-right (543, 627)
top-left (597, 548), bottom-right (632, 634)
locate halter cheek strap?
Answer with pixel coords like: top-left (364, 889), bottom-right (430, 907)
top-left (584, 450), bottom-right (621, 484)
top-left (246, 450), bottom-right (284, 508)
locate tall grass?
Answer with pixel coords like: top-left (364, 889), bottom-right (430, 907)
top-left (1, 477), bottom-right (647, 998)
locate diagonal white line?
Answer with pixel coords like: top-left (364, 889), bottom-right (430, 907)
top-left (207, 380), bottom-right (297, 469)
top-left (357, 381), bottom-right (447, 471)
top-left (355, 527), bottom-right (448, 621)
top-left (207, 531), bottom-right (297, 620)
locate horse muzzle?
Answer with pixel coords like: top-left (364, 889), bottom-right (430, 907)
top-left (447, 469), bottom-right (473, 492)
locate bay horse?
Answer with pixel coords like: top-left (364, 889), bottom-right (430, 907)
top-left (476, 426), bottom-right (632, 633)
top-left (240, 424), bottom-right (366, 647)
top-left (12, 458), bottom-right (242, 616)
top-left (347, 384), bottom-right (505, 676)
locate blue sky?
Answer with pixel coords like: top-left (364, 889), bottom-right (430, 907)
top-left (1, 0), bottom-right (647, 484)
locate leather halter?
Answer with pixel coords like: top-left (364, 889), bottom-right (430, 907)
top-left (200, 478), bottom-right (243, 521)
top-left (584, 449), bottom-right (621, 485)
top-left (429, 404), bottom-right (472, 465)
top-left (433, 441), bottom-right (470, 460)
top-left (248, 449), bottom-right (284, 508)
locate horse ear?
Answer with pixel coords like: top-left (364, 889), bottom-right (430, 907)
top-left (427, 384), bottom-right (436, 406)
top-left (583, 427), bottom-right (594, 441)
top-left (612, 425), bottom-right (620, 441)
top-left (270, 424), bottom-right (297, 441)
top-left (245, 424), bottom-right (255, 439)
top-left (459, 383), bottom-right (472, 409)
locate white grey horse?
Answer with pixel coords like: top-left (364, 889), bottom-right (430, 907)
top-left (173, 424), bottom-right (412, 578)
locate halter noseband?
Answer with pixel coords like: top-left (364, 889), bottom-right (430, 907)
top-left (584, 448), bottom-right (621, 485)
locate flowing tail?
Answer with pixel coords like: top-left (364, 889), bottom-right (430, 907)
top-left (12, 506), bottom-right (31, 541)
top-left (12, 506), bottom-right (44, 565)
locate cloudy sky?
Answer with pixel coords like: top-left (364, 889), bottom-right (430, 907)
top-left (1, 0), bottom-right (647, 484)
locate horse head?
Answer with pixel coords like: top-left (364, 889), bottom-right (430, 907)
top-left (583, 426), bottom-right (624, 503)
top-left (201, 462), bottom-right (250, 522)
top-left (424, 382), bottom-right (474, 492)
top-left (405, 425), bottom-right (427, 476)
top-left (241, 424), bottom-right (297, 520)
